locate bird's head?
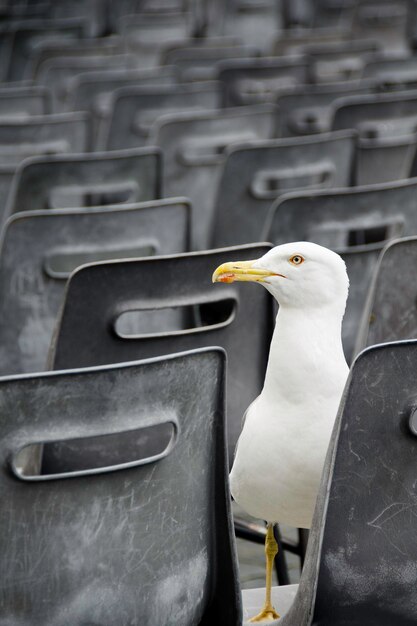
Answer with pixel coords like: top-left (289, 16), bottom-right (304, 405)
top-left (212, 242), bottom-right (349, 312)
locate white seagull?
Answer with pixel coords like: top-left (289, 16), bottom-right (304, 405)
top-left (212, 242), bottom-right (349, 622)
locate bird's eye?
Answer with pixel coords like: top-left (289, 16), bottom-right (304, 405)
top-left (289, 254), bottom-right (304, 266)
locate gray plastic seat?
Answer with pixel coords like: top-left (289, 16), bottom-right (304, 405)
top-left (120, 11), bottom-right (190, 69)
top-left (4, 18), bottom-right (87, 81)
top-left (362, 53), bottom-right (417, 86)
top-left (281, 0), bottom-right (356, 29)
top-left (218, 56), bottom-right (309, 107)
top-left (275, 81), bottom-right (375, 137)
top-left (211, 130), bottom-right (356, 248)
top-left (305, 39), bottom-right (380, 83)
top-left (0, 347), bottom-right (241, 626)
top-left (355, 236), bottom-right (417, 354)
top-left (29, 36), bottom-right (125, 81)
top-left (0, 198), bottom-right (189, 375)
top-left (0, 111), bottom-right (90, 169)
top-left (271, 28), bottom-right (350, 57)
top-left (0, 85), bottom-right (51, 118)
top-left (103, 82), bottom-right (220, 151)
top-left (50, 243), bottom-right (273, 462)
top-left (5, 147), bottom-right (161, 219)
top-left (247, 339), bottom-right (417, 626)
top-left (264, 179), bottom-right (417, 361)
top-left (352, 0), bottom-right (409, 53)
top-left (331, 89), bottom-right (417, 184)
top-left (150, 105), bottom-right (276, 249)
top-left (68, 66), bottom-right (178, 146)
top-left (161, 43), bottom-right (259, 82)
top-left (221, 0), bottom-right (280, 50)
top-left (38, 54), bottom-right (137, 113)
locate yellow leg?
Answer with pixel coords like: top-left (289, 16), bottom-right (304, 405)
top-left (249, 523), bottom-right (280, 622)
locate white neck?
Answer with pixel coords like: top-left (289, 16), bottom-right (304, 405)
top-left (262, 304), bottom-right (348, 404)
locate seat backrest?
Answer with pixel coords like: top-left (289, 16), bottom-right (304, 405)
top-left (68, 66), bottom-right (178, 146)
top-left (0, 111), bottom-right (90, 168)
top-left (332, 90), bottom-right (417, 184)
top-left (304, 39), bottom-right (380, 83)
top-left (276, 80), bottom-right (375, 136)
top-left (150, 105), bottom-right (276, 249)
top-left (30, 36), bottom-right (124, 80)
top-left (0, 85), bottom-right (51, 117)
top-left (355, 236), bottom-right (417, 354)
top-left (162, 43), bottom-right (259, 82)
top-left (6, 18), bottom-right (86, 81)
top-left (0, 347), bottom-right (241, 626)
top-left (218, 56), bottom-right (309, 107)
top-left (0, 198), bottom-right (189, 375)
top-left (211, 130), bottom-right (356, 248)
top-left (362, 54), bottom-right (417, 84)
top-left (103, 82), bottom-right (220, 151)
top-left (6, 147), bottom-right (161, 219)
top-left (51, 243), bottom-right (274, 460)
top-left (38, 54), bottom-right (136, 113)
top-left (282, 340), bottom-right (417, 626)
top-left (264, 179), bottom-right (417, 361)
top-left (118, 11), bottom-right (189, 69)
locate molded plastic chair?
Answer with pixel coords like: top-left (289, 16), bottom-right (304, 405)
top-left (51, 243), bottom-right (273, 462)
top-left (211, 130), bottom-right (356, 248)
top-left (0, 198), bottom-right (189, 375)
top-left (218, 56), bottom-right (309, 107)
top-left (162, 43), bottom-right (259, 82)
top-left (120, 11), bottom-right (190, 69)
top-left (29, 36), bottom-right (125, 80)
top-left (103, 82), bottom-right (220, 151)
top-left (0, 111), bottom-right (90, 168)
top-left (352, 0), bottom-right (409, 53)
top-left (355, 236), bottom-right (417, 354)
top-left (150, 105), bottom-right (276, 249)
top-left (68, 67), bottom-right (178, 146)
top-left (331, 89), bottom-right (417, 184)
top-left (0, 347), bottom-right (241, 626)
top-left (275, 81), bottom-right (375, 137)
top-left (271, 28), bottom-right (350, 56)
top-left (0, 85), bottom-right (51, 118)
top-left (305, 39), bottom-right (380, 83)
top-left (5, 18), bottom-right (87, 81)
top-left (264, 179), bottom-right (417, 361)
top-left (265, 339), bottom-right (417, 626)
top-left (5, 147), bottom-right (161, 219)
top-left (38, 54), bottom-right (137, 113)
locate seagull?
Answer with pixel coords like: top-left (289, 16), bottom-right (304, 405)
top-left (212, 242), bottom-right (349, 622)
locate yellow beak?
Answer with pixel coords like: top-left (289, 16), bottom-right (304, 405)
top-left (212, 259), bottom-right (281, 284)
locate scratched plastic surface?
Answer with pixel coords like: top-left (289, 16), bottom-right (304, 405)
top-left (279, 340), bottom-right (417, 626)
top-left (0, 349), bottom-right (241, 625)
top-left (211, 130), bottom-right (356, 249)
top-left (6, 146), bottom-right (161, 217)
top-left (356, 237), bottom-right (417, 354)
top-left (50, 243), bottom-right (273, 466)
top-left (0, 199), bottom-right (190, 376)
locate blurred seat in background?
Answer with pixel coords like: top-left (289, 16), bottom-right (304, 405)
top-left (211, 130), bottom-right (356, 248)
top-left (331, 89), bottom-right (417, 184)
top-left (149, 104), bottom-right (276, 249)
top-left (5, 147), bottom-right (162, 220)
top-left (102, 81), bottom-right (220, 151)
top-left (0, 111), bottom-right (90, 169)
